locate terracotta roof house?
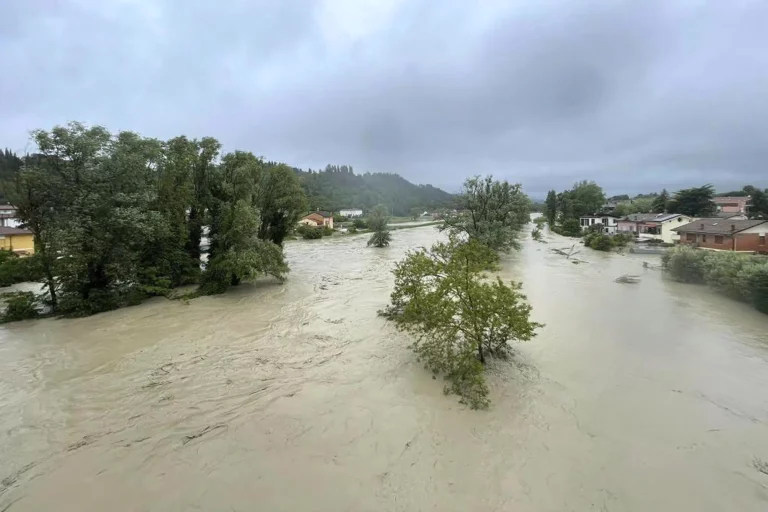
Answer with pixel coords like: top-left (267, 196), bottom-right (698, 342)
top-left (298, 211), bottom-right (334, 230)
top-left (672, 219), bottom-right (768, 252)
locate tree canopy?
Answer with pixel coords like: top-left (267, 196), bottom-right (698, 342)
top-left (666, 184), bottom-right (716, 217)
top-left (383, 238), bottom-right (541, 408)
top-left (8, 122), bottom-right (305, 317)
top-left (367, 204), bottom-right (392, 248)
top-left (441, 176), bottom-right (531, 252)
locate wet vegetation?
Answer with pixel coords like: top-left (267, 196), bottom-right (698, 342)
top-left (4, 122), bottom-right (307, 317)
top-left (663, 247), bottom-right (768, 314)
top-left (384, 176), bottom-right (540, 408)
top-left (366, 204), bottom-right (392, 248)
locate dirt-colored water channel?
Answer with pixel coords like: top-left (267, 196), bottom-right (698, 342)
top-left (1, 226), bottom-right (767, 511)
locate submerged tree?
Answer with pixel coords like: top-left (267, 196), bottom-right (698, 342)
top-left (442, 176), bottom-right (531, 252)
top-left (200, 151), bottom-right (289, 294)
top-left (367, 204), bottom-right (391, 247)
top-left (544, 189), bottom-right (558, 225)
top-left (383, 238), bottom-right (542, 408)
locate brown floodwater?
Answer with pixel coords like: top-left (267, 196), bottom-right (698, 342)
top-left (1, 226), bottom-right (767, 511)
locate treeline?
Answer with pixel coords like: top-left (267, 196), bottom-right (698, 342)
top-left (383, 176), bottom-right (541, 408)
top-left (2, 122), bottom-right (306, 319)
top-left (663, 247), bottom-right (768, 314)
top-left (296, 165), bottom-right (454, 216)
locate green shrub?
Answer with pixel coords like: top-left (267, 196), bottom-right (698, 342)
top-left (554, 218), bottom-right (582, 237)
top-left (0, 251), bottom-right (44, 287)
top-left (663, 247), bottom-right (768, 314)
top-left (320, 226), bottom-right (334, 237)
top-left (296, 224), bottom-right (323, 239)
top-left (0, 291), bottom-right (40, 323)
top-left (352, 218), bottom-right (368, 230)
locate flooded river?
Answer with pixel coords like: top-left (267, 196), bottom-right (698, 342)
top-left (1, 226), bottom-right (767, 511)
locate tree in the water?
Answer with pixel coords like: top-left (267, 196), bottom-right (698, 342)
top-left (367, 204), bottom-right (391, 247)
top-left (544, 189), bottom-right (558, 225)
top-left (441, 176), bottom-right (531, 252)
top-left (383, 238), bottom-right (542, 408)
top-left (200, 151), bottom-right (289, 294)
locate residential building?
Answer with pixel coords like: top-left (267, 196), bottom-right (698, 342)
top-left (714, 196), bottom-right (750, 214)
top-left (617, 213), bottom-right (694, 243)
top-left (0, 205), bottom-right (21, 228)
top-left (339, 208), bottom-right (363, 218)
top-left (579, 214), bottom-right (619, 234)
top-left (672, 219), bottom-right (767, 252)
top-left (0, 226), bottom-right (35, 255)
top-left (299, 211), bottom-right (334, 229)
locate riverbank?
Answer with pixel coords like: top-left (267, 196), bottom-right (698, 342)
top-left (1, 225), bottom-right (767, 511)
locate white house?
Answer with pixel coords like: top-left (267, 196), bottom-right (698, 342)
top-left (0, 205), bottom-right (21, 228)
top-left (617, 213), bottom-right (694, 243)
top-left (339, 208), bottom-right (363, 218)
top-left (579, 213), bottom-right (619, 234)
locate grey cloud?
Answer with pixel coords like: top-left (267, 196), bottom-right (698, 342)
top-left (2, 0), bottom-right (768, 197)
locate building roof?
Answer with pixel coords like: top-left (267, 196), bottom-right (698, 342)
top-left (619, 213), bottom-right (684, 223)
top-left (303, 211), bottom-right (332, 219)
top-left (671, 219), bottom-right (767, 235)
top-left (712, 212), bottom-right (742, 219)
top-left (0, 226), bottom-right (32, 235)
top-left (580, 212), bottom-right (620, 219)
top-left (714, 196), bottom-right (749, 202)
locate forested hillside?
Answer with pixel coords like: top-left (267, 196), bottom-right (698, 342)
top-left (295, 165), bottom-right (454, 216)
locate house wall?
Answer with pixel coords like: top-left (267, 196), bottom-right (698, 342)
top-left (714, 197), bottom-right (749, 213)
top-left (661, 215), bottom-right (693, 243)
top-left (298, 218), bottom-right (319, 227)
top-left (339, 209), bottom-right (363, 217)
top-left (0, 217), bottom-right (21, 228)
top-left (0, 234), bottom-right (35, 254)
top-left (617, 220), bottom-right (636, 232)
top-left (678, 224), bottom-right (768, 252)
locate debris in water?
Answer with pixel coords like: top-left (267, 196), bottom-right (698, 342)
top-left (614, 275), bottom-right (641, 284)
top-left (753, 457), bottom-right (768, 475)
top-left (182, 424), bottom-right (227, 445)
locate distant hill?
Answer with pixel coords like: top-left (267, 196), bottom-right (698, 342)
top-left (294, 165), bottom-right (454, 216)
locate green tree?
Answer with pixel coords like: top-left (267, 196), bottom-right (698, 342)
top-left (410, 207), bottom-right (421, 220)
top-left (651, 189), bottom-right (669, 213)
top-left (442, 176), bottom-right (531, 252)
top-left (748, 188), bottom-right (768, 219)
top-left (367, 204), bottom-right (391, 247)
top-left (383, 238), bottom-right (541, 408)
top-left (544, 190), bottom-right (557, 225)
top-left (186, 137), bottom-right (221, 266)
top-left (200, 151), bottom-right (288, 294)
top-left (256, 163), bottom-right (307, 246)
top-left (667, 185), bottom-right (716, 217)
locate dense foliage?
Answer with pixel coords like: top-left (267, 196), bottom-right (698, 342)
top-left (662, 247), bottom-right (768, 314)
top-left (0, 149), bottom-right (23, 202)
top-left (0, 251), bottom-right (43, 287)
top-left (556, 181), bottom-right (606, 221)
top-left (367, 204), bottom-right (392, 248)
top-left (7, 122), bottom-right (305, 317)
top-left (0, 291), bottom-right (40, 323)
top-left (383, 238), bottom-right (541, 408)
top-left (583, 230), bottom-right (632, 251)
top-left (441, 176), bottom-right (531, 252)
top-left (296, 165), bottom-right (453, 217)
top-left (666, 185), bottom-right (716, 217)
top-left (551, 218), bottom-right (582, 237)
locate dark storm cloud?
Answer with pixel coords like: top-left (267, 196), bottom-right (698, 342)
top-left (2, 0), bottom-right (768, 196)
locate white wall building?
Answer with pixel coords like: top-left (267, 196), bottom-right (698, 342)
top-left (0, 205), bottom-right (21, 228)
top-left (339, 208), bottom-right (363, 217)
top-left (579, 214), bottom-right (619, 234)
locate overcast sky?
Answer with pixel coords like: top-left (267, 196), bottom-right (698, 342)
top-left (3, 0), bottom-right (768, 197)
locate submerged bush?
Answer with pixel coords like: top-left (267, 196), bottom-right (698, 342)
top-left (582, 231), bottom-right (632, 252)
top-left (0, 291), bottom-right (41, 323)
top-left (663, 247), bottom-right (768, 314)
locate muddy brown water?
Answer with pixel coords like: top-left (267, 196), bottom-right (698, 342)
top-left (1, 226), bottom-right (767, 511)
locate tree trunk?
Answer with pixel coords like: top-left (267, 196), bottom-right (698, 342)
top-left (477, 342), bottom-right (485, 365)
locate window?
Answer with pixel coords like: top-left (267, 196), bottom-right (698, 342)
top-left (686, 233), bottom-right (696, 242)
top-left (714, 235), bottom-right (724, 244)
top-left (702, 234), bottom-right (707, 243)
top-left (591, 218), bottom-right (595, 225)
top-left (759, 235), bottom-right (766, 246)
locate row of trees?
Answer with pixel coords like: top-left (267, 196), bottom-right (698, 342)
top-left (4, 122), bottom-right (306, 317)
top-left (383, 176), bottom-right (541, 408)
